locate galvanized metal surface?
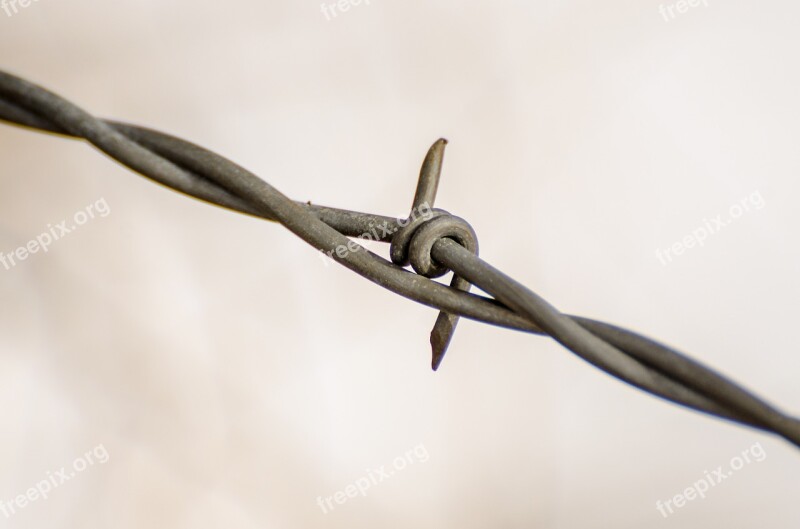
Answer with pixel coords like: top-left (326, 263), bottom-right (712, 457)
top-left (0, 70), bottom-right (798, 448)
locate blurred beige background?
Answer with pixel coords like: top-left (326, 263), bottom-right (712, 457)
top-left (1, 0), bottom-right (799, 527)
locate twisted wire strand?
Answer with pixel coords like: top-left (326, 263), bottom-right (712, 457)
top-left (0, 70), bottom-right (798, 447)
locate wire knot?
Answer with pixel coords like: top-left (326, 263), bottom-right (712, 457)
top-left (385, 138), bottom-right (480, 370)
top-left (390, 208), bottom-right (478, 278)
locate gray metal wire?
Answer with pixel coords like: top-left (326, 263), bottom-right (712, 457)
top-left (1, 69), bottom-right (799, 448)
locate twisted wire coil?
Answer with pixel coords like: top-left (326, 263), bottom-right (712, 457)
top-left (0, 70), bottom-right (798, 448)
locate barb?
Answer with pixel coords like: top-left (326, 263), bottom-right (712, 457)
top-left (0, 69), bottom-right (798, 448)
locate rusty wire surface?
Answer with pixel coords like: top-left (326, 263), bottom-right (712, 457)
top-left (1, 69), bottom-right (799, 449)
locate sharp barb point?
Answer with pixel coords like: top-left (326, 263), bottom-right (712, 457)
top-left (412, 139), bottom-right (447, 210)
top-left (428, 275), bottom-right (472, 371)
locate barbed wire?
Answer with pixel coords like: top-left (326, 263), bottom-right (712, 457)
top-left (1, 69), bottom-right (798, 448)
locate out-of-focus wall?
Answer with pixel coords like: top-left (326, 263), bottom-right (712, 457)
top-left (0, 1), bottom-right (798, 527)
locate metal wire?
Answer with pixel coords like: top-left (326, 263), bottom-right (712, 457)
top-left (1, 69), bottom-right (798, 448)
